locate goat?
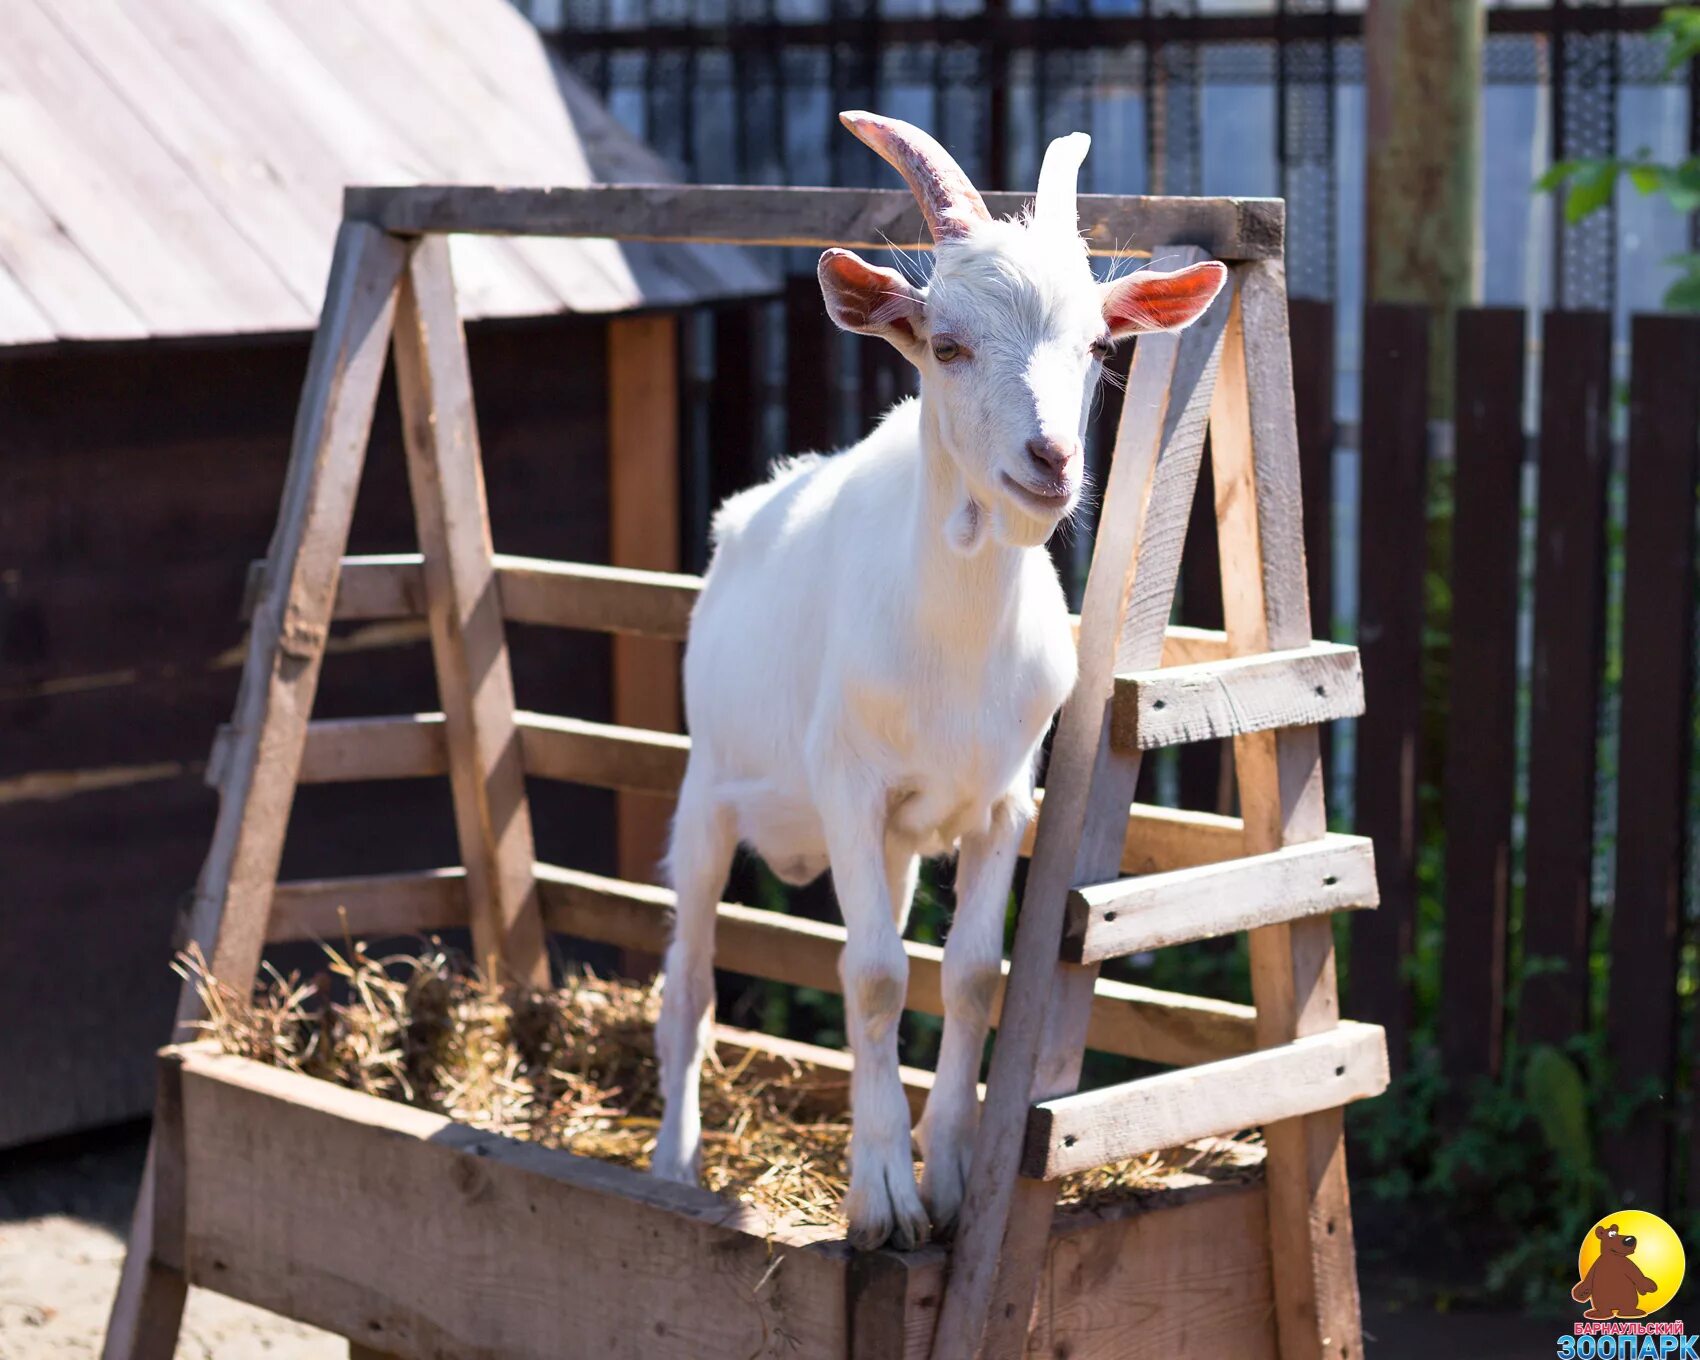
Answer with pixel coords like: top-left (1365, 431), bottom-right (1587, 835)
top-left (652, 111), bottom-right (1226, 1251)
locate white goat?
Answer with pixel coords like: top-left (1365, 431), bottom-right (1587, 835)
top-left (652, 111), bottom-right (1226, 1250)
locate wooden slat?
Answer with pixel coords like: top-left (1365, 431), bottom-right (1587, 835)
top-left (1350, 302), bottom-right (1429, 1076)
top-left (1023, 1026), bottom-right (1389, 1179)
top-left (609, 314), bottom-right (684, 898)
top-left (104, 222), bottom-right (409, 1360)
top-left (1518, 310), bottom-right (1612, 1047)
top-left (935, 246), bottom-right (1231, 1360)
top-left (1026, 796), bottom-right (1246, 875)
top-left (519, 712), bottom-right (689, 794)
top-left (1291, 299), bottom-right (1337, 794)
top-left (268, 869), bottom-right (470, 944)
top-left (393, 235), bottom-right (547, 985)
top-left (1111, 641), bottom-right (1363, 750)
top-left (1439, 308), bottom-right (1525, 1109)
top-left (1063, 834), bottom-right (1378, 964)
top-left (344, 184), bottom-right (1286, 260)
top-left (1605, 314), bottom-right (1700, 1209)
top-left (1212, 260), bottom-right (1367, 1360)
top-left (302, 714), bottom-right (448, 783)
top-left (534, 864), bottom-right (1257, 1068)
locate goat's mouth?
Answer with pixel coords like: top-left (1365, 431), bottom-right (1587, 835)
top-left (1001, 472), bottom-right (1076, 516)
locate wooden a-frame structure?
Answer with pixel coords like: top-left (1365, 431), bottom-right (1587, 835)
top-left (104, 183), bottom-right (1385, 1360)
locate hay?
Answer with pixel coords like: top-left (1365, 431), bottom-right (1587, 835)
top-left (179, 940), bottom-right (1259, 1233)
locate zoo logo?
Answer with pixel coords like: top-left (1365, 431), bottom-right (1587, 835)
top-left (1557, 1210), bottom-right (1690, 1359)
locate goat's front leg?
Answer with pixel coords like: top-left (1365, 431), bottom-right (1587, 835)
top-left (916, 801), bottom-right (1022, 1235)
top-left (824, 798), bottom-right (930, 1250)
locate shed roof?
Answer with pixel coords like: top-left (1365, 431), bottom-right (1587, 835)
top-left (0, 0), bottom-right (771, 349)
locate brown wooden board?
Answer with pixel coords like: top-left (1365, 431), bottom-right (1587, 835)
top-left (1605, 314), bottom-right (1700, 1209)
top-left (1519, 310), bottom-right (1612, 1048)
top-left (168, 1044), bottom-right (1277, 1360)
top-left (343, 184), bottom-right (1286, 260)
top-left (1439, 308), bottom-right (1526, 1109)
top-left (1350, 302), bottom-right (1429, 1076)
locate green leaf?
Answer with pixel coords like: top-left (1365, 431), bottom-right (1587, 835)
top-left (1663, 273), bottom-right (1700, 313)
top-left (1564, 160), bottom-right (1619, 225)
top-left (1657, 5), bottom-right (1700, 69)
top-left (1534, 159), bottom-right (1582, 192)
top-left (1524, 1046), bottom-right (1593, 1183)
top-left (1663, 160), bottom-right (1700, 214)
top-left (1628, 163), bottom-right (1664, 195)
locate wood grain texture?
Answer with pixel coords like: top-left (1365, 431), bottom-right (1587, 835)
top-left (268, 868), bottom-right (470, 944)
top-left (521, 712), bottom-right (690, 794)
top-left (1350, 302), bottom-right (1429, 1074)
top-left (344, 184), bottom-right (1285, 260)
top-left (1064, 834), bottom-right (1378, 964)
top-left (1111, 641), bottom-right (1363, 749)
top-left (174, 1047), bottom-right (849, 1360)
top-left (1440, 308), bottom-right (1525, 1107)
top-left (609, 315), bottom-right (682, 895)
top-left (534, 864), bottom-right (1258, 1067)
top-left (1023, 796), bottom-right (1247, 874)
top-left (1024, 1025), bottom-right (1389, 1178)
top-left (935, 246), bottom-right (1232, 1360)
top-left (1605, 314), bottom-right (1700, 1209)
top-left (104, 221), bottom-right (408, 1360)
top-left (393, 235), bottom-right (547, 985)
top-left (1209, 259), bottom-right (1368, 1360)
top-left (1519, 310), bottom-right (1612, 1047)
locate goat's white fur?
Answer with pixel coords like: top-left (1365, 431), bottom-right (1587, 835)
top-left (652, 114), bottom-right (1224, 1251)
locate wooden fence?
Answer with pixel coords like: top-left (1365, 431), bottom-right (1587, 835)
top-left (695, 278), bottom-right (1700, 1216)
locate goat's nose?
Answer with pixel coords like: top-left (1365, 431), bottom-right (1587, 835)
top-left (1026, 437), bottom-right (1077, 475)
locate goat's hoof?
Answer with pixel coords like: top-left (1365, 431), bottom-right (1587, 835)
top-left (846, 1178), bottom-right (930, 1252)
top-left (920, 1139), bottom-right (972, 1238)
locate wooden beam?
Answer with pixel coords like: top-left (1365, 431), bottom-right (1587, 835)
top-left (1063, 835), bottom-right (1378, 965)
top-left (608, 314), bottom-right (681, 903)
top-left (268, 868), bottom-right (470, 944)
top-left (343, 184), bottom-right (1285, 261)
top-left (104, 221), bottom-right (411, 1360)
top-left (535, 864), bottom-right (1257, 1068)
top-left (935, 247), bottom-right (1232, 1360)
top-left (518, 711), bottom-right (689, 796)
top-left (1112, 641), bottom-right (1363, 750)
top-left (392, 234), bottom-right (547, 985)
top-left (1022, 1026), bottom-right (1389, 1179)
top-left (1210, 258), bottom-right (1369, 1360)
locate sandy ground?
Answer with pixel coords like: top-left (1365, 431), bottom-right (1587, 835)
top-left (3, 1121), bottom-right (1571, 1359)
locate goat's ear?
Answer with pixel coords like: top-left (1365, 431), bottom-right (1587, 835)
top-left (1100, 261), bottom-right (1228, 338)
top-left (819, 248), bottom-right (925, 345)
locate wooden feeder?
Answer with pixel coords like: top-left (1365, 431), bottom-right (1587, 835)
top-left (104, 183), bottom-right (1387, 1360)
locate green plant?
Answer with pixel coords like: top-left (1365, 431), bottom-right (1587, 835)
top-left (1536, 7), bottom-right (1700, 311)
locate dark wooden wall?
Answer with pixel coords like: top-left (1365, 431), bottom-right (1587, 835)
top-left (0, 315), bottom-right (621, 1149)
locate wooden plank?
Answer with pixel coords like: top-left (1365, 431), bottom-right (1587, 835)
top-left (534, 864), bottom-right (1258, 1067)
top-left (393, 234), bottom-right (547, 985)
top-left (303, 714), bottom-right (448, 784)
top-left (1023, 795), bottom-right (1246, 875)
top-left (344, 184), bottom-right (1287, 260)
top-left (268, 868), bottom-right (470, 945)
top-left (103, 221), bottom-right (409, 1360)
top-left (519, 712), bottom-right (690, 794)
top-left (935, 246), bottom-right (1231, 1360)
top-left (1439, 307), bottom-right (1525, 1108)
top-left (609, 315), bottom-right (682, 895)
top-left (1211, 260), bottom-right (1367, 1360)
top-left (173, 1046), bottom-right (851, 1360)
top-left (1025, 1025), bottom-right (1389, 1179)
top-left (1605, 314), bottom-right (1700, 1210)
top-left (1350, 301), bottom-right (1429, 1075)
top-left (1518, 310), bottom-right (1612, 1047)
top-left (1111, 640), bottom-right (1363, 750)
top-left (1064, 835), bottom-right (1378, 965)
top-left (1291, 298), bottom-right (1337, 793)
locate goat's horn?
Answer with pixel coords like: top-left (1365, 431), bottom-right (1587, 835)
top-left (1035, 132), bottom-right (1090, 237)
top-left (839, 111), bottom-right (990, 242)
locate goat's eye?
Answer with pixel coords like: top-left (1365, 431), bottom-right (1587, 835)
top-left (1090, 336), bottom-right (1114, 360)
top-left (931, 336), bottom-right (962, 363)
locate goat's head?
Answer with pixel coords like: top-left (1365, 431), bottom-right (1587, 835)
top-left (819, 111), bottom-right (1226, 551)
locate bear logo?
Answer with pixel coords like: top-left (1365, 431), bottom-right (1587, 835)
top-left (1571, 1223), bottom-right (1659, 1320)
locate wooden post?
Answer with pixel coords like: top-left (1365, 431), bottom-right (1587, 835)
top-left (608, 315), bottom-right (681, 895)
top-left (103, 221), bottom-right (410, 1360)
top-left (392, 235), bottom-right (549, 987)
top-left (1363, 0), bottom-right (1482, 413)
top-left (1211, 260), bottom-right (1364, 1360)
top-left (932, 247), bottom-right (1230, 1360)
